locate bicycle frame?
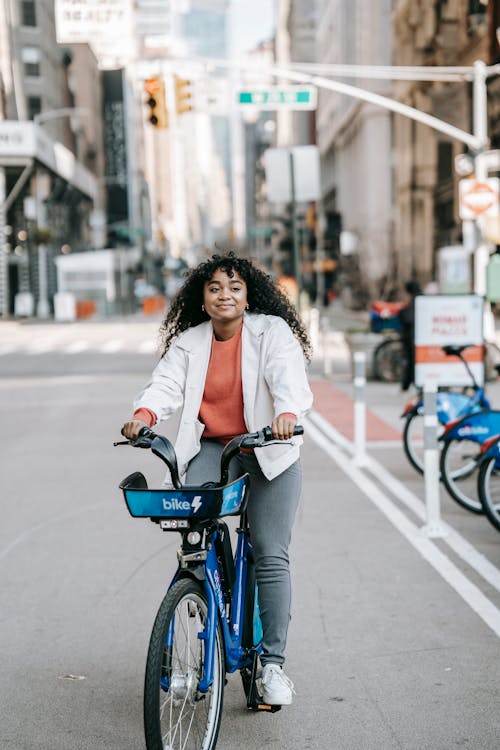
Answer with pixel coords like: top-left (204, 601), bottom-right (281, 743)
top-left (401, 387), bottom-right (490, 423)
top-left (171, 526), bottom-right (256, 692)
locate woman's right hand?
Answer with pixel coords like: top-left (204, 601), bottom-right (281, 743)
top-left (121, 419), bottom-right (149, 441)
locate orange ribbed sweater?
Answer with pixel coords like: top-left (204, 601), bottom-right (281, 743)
top-left (199, 324), bottom-right (247, 442)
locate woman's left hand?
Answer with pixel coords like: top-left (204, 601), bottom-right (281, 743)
top-left (271, 413), bottom-right (297, 440)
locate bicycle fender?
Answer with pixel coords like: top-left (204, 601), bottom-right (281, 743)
top-left (440, 410), bottom-right (500, 443)
top-left (173, 566), bottom-right (206, 585)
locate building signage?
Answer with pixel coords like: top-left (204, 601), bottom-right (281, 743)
top-left (54, 0), bottom-right (134, 65)
top-left (0, 121), bottom-right (96, 199)
top-left (459, 178), bottom-right (500, 220)
top-left (237, 86), bottom-right (317, 110)
top-left (414, 294), bottom-right (484, 387)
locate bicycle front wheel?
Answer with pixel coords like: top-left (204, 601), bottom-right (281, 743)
top-left (373, 338), bottom-right (404, 383)
top-left (439, 438), bottom-right (483, 514)
top-left (403, 412), bottom-right (446, 474)
top-left (144, 578), bottom-right (225, 750)
top-left (478, 456), bottom-right (500, 532)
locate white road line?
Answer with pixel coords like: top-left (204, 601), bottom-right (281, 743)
top-left (99, 339), bottom-right (124, 353)
top-left (138, 340), bottom-right (156, 354)
top-left (307, 409), bottom-right (500, 595)
top-left (26, 341), bottom-right (57, 354)
top-left (64, 340), bottom-right (89, 354)
top-left (305, 413), bottom-right (500, 638)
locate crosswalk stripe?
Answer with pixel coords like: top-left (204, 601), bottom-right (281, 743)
top-left (99, 339), bottom-right (124, 353)
top-left (64, 340), bottom-right (89, 354)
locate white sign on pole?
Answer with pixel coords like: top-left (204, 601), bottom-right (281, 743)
top-left (54, 0), bottom-right (134, 63)
top-left (414, 294), bottom-right (484, 387)
top-left (458, 178), bottom-right (500, 220)
top-left (264, 145), bottom-right (320, 203)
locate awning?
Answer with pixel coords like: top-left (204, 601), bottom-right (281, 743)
top-left (0, 120), bottom-right (97, 201)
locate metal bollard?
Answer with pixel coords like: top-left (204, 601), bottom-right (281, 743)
top-left (321, 317), bottom-right (333, 377)
top-left (353, 351), bottom-right (367, 466)
top-left (422, 383), bottom-right (447, 538)
top-left (309, 307), bottom-right (320, 353)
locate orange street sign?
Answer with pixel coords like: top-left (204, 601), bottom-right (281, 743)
top-left (459, 178), bottom-right (500, 220)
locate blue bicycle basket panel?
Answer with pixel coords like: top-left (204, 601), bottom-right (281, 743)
top-left (442, 410), bottom-right (500, 443)
top-left (435, 391), bottom-right (481, 423)
top-left (121, 473), bottom-right (249, 519)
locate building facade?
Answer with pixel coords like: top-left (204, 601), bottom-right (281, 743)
top-left (315, 0), bottom-right (394, 306)
top-left (392, 0), bottom-right (500, 288)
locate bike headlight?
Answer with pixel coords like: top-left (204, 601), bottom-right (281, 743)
top-left (187, 531), bottom-right (201, 545)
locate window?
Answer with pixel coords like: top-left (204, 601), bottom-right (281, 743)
top-left (20, 0), bottom-right (37, 27)
top-left (21, 47), bottom-right (40, 77)
top-left (27, 96), bottom-right (41, 120)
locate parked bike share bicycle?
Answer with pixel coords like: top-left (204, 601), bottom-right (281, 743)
top-left (439, 407), bottom-right (500, 514)
top-left (402, 344), bottom-right (493, 474)
top-left (116, 424), bottom-right (303, 750)
top-left (476, 434), bottom-right (500, 532)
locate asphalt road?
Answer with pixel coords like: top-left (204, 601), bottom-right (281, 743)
top-left (1, 319), bottom-right (499, 749)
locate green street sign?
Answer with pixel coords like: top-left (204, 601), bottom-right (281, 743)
top-left (237, 86), bottom-right (317, 110)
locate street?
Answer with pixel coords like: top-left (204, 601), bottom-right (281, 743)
top-left (1, 316), bottom-right (500, 749)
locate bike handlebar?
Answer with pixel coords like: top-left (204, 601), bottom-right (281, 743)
top-left (114, 425), bottom-right (304, 488)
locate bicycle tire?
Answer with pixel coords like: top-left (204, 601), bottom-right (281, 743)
top-left (144, 578), bottom-right (225, 750)
top-left (485, 341), bottom-right (500, 383)
top-left (477, 456), bottom-right (500, 532)
top-left (403, 413), bottom-right (446, 475)
top-left (439, 438), bottom-right (483, 514)
top-left (373, 338), bottom-right (404, 383)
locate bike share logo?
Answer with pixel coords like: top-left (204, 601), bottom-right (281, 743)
top-left (457, 425), bottom-right (489, 437)
top-left (162, 495), bottom-right (203, 512)
top-left (213, 570), bottom-right (225, 613)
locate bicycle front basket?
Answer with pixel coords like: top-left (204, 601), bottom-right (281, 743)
top-left (120, 472), bottom-right (249, 520)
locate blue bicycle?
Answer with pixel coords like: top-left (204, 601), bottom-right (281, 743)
top-left (115, 425), bottom-right (303, 750)
top-left (401, 344), bottom-right (493, 474)
top-left (476, 434), bottom-right (500, 531)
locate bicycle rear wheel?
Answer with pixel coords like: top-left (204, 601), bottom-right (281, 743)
top-left (373, 338), bottom-right (404, 383)
top-left (439, 438), bottom-right (483, 514)
top-left (403, 413), bottom-right (446, 474)
top-left (478, 456), bottom-right (500, 532)
top-left (144, 578), bottom-right (225, 750)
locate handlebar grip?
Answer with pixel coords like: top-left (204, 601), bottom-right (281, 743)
top-left (262, 424), bottom-right (304, 441)
top-left (133, 425), bottom-right (158, 448)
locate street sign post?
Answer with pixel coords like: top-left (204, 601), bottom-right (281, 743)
top-left (459, 178), bottom-right (500, 221)
top-left (237, 86), bottom-right (317, 110)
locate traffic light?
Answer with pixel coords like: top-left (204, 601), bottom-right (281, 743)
top-left (144, 76), bottom-right (168, 128)
top-left (174, 75), bottom-right (192, 114)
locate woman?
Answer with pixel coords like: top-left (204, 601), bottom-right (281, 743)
top-left (121, 251), bottom-right (313, 706)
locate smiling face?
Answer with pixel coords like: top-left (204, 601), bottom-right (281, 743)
top-left (203, 268), bottom-right (248, 335)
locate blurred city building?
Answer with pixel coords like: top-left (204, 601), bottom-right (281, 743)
top-left (2, 0), bottom-right (499, 319)
top-left (393, 0), bottom-right (500, 288)
top-left (0, 0), bottom-right (103, 317)
top-left (315, 0), bottom-right (394, 307)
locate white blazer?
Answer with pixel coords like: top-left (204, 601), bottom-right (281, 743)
top-left (134, 313), bottom-right (313, 480)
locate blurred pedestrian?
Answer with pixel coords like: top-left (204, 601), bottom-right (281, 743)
top-left (399, 279), bottom-right (422, 391)
top-left (121, 250), bottom-right (313, 705)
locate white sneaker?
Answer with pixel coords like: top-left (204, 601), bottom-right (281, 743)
top-left (260, 664), bottom-right (294, 705)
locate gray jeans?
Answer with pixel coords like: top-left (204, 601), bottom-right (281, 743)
top-left (186, 440), bottom-right (301, 666)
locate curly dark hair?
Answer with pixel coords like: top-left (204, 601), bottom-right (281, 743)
top-left (158, 251), bottom-right (312, 361)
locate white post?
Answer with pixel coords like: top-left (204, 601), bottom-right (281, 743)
top-left (422, 383), bottom-right (447, 538)
top-left (308, 306), bottom-right (319, 353)
top-left (321, 316), bottom-right (333, 377)
top-left (35, 169), bottom-right (50, 319)
top-left (353, 351), bottom-right (367, 467)
top-left (0, 167), bottom-right (9, 317)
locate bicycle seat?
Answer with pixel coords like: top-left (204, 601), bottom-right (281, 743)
top-left (120, 472), bottom-right (250, 521)
top-left (442, 344), bottom-right (473, 356)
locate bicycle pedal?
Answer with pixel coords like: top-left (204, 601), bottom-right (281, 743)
top-left (254, 700), bottom-right (281, 713)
